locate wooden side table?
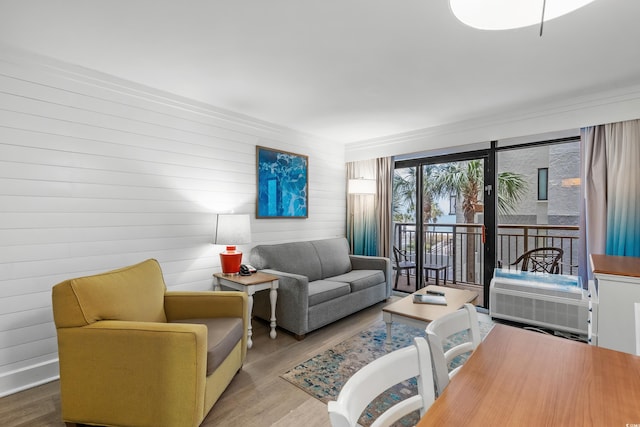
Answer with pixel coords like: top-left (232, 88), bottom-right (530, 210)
top-left (213, 272), bottom-right (279, 349)
top-left (423, 264), bottom-right (448, 287)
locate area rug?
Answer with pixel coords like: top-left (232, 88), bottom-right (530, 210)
top-left (281, 317), bottom-right (494, 427)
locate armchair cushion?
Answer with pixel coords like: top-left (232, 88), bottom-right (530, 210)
top-left (53, 259), bottom-right (167, 327)
top-left (174, 318), bottom-right (244, 375)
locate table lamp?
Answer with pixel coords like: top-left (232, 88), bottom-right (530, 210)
top-left (214, 214), bottom-right (251, 275)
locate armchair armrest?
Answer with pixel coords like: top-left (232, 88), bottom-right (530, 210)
top-left (56, 320), bottom-right (208, 427)
top-left (164, 291), bottom-right (248, 321)
top-left (164, 291), bottom-right (249, 360)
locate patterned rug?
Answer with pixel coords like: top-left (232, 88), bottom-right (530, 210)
top-left (281, 317), bottom-right (494, 427)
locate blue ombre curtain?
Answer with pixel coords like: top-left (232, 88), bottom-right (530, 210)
top-left (580, 119), bottom-right (640, 279)
top-left (347, 160), bottom-right (378, 256)
top-left (604, 121), bottom-right (640, 256)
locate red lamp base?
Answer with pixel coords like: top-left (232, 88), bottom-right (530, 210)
top-left (220, 245), bottom-right (242, 274)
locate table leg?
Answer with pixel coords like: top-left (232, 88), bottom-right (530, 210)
top-left (382, 311), bottom-right (393, 344)
top-left (269, 287), bottom-right (277, 339)
top-left (246, 292), bottom-right (254, 349)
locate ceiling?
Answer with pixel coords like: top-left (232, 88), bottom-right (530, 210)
top-left (1, 0), bottom-right (639, 143)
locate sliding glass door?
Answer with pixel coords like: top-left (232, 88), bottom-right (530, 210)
top-left (393, 151), bottom-right (496, 306)
top-left (392, 137), bottom-right (581, 308)
top-left (496, 139), bottom-right (581, 275)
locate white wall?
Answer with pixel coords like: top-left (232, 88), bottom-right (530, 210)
top-left (0, 48), bottom-right (346, 396)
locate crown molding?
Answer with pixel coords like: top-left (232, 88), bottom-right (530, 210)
top-left (0, 44), bottom-right (334, 145)
top-left (345, 82), bottom-right (640, 161)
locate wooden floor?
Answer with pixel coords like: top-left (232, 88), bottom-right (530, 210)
top-left (1, 299), bottom-right (395, 427)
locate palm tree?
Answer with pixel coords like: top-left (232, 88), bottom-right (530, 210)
top-left (496, 171), bottom-right (529, 215)
top-left (393, 169), bottom-right (417, 222)
top-left (393, 166), bottom-right (442, 224)
top-left (432, 160), bottom-right (528, 282)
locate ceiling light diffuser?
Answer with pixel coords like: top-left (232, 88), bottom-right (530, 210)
top-left (449, 0), bottom-right (597, 30)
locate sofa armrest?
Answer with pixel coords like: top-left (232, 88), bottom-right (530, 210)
top-left (349, 255), bottom-right (389, 271)
top-left (350, 255), bottom-right (392, 296)
top-left (56, 320), bottom-right (208, 426)
top-left (259, 269), bottom-right (310, 335)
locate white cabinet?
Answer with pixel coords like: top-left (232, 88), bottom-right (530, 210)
top-left (587, 279), bottom-right (598, 346)
top-left (590, 254), bottom-right (640, 354)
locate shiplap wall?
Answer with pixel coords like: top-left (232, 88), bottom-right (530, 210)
top-left (0, 48), bottom-right (346, 396)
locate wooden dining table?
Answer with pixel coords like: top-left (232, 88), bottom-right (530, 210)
top-left (417, 324), bottom-right (640, 426)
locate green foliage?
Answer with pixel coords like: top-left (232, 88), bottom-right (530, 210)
top-left (393, 160), bottom-right (528, 224)
top-left (497, 171), bottom-right (528, 215)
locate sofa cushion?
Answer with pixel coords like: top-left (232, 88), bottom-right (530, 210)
top-left (308, 280), bottom-right (351, 306)
top-left (250, 241), bottom-right (323, 282)
top-left (173, 317), bottom-right (244, 376)
top-left (327, 270), bottom-right (386, 293)
top-left (310, 238), bottom-right (352, 278)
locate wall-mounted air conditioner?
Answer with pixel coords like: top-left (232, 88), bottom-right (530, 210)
top-left (489, 269), bottom-right (588, 336)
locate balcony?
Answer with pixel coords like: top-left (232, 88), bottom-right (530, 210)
top-left (392, 222), bottom-right (580, 300)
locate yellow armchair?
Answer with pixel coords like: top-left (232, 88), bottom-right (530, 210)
top-left (52, 259), bottom-right (248, 427)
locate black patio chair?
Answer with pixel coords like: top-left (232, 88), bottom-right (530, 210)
top-left (507, 247), bottom-right (564, 274)
top-left (393, 246), bottom-right (417, 289)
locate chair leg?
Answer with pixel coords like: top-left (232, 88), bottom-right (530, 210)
top-left (408, 270), bottom-right (417, 290)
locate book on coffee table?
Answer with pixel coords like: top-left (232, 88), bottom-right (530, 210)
top-left (413, 293), bottom-right (447, 305)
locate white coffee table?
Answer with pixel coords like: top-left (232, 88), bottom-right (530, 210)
top-left (382, 285), bottom-right (478, 343)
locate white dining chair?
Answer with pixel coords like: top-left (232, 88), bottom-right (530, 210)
top-left (426, 302), bottom-right (481, 396)
top-left (327, 337), bottom-right (435, 427)
top-left (635, 302), bottom-right (640, 356)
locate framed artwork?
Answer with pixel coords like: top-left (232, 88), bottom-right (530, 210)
top-left (256, 146), bottom-right (308, 218)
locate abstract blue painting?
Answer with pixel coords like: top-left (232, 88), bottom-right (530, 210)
top-left (256, 146), bottom-right (308, 218)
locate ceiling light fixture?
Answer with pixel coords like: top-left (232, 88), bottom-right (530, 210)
top-left (449, 0), bottom-right (597, 35)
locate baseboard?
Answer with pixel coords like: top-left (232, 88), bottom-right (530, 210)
top-left (0, 359), bottom-right (59, 398)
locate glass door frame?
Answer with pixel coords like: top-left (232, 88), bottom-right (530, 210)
top-left (394, 145), bottom-right (497, 307)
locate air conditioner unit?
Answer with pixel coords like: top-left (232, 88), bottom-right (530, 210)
top-left (490, 269), bottom-right (588, 336)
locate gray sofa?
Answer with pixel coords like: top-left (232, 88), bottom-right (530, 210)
top-left (249, 237), bottom-right (391, 339)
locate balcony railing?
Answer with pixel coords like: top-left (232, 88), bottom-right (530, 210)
top-left (393, 222), bottom-right (580, 290)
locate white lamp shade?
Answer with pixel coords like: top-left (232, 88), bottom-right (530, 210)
top-left (214, 214), bottom-right (251, 245)
top-left (348, 178), bottom-right (376, 195)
